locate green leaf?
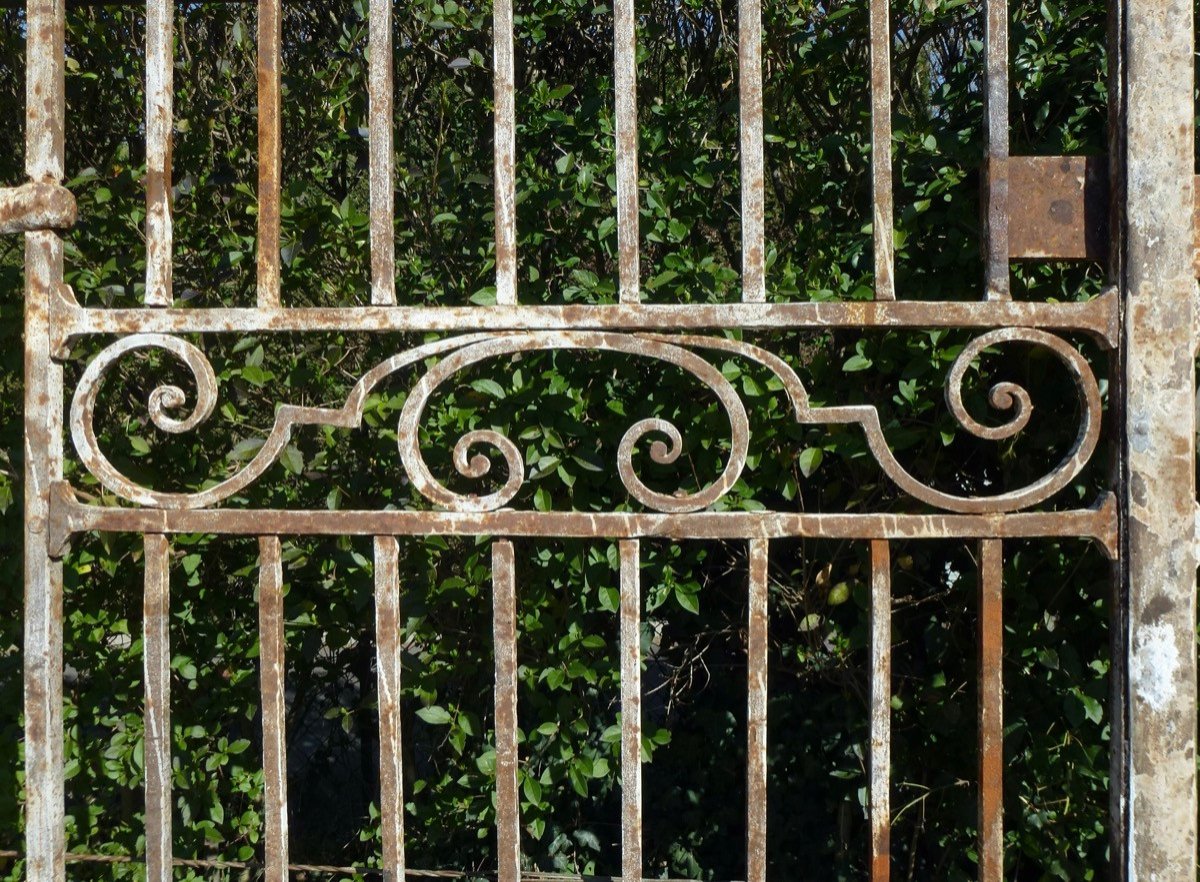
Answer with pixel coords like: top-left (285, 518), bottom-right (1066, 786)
top-left (475, 750), bottom-right (497, 776)
top-left (280, 445), bottom-right (304, 475)
top-left (522, 776), bottom-right (543, 804)
top-left (416, 705), bottom-right (453, 725)
top-left (675, 587), bottom-right (700, 614)
top-left (798, 447), bottom-right (823, 477)
top-left (469, 378), bottom-right (506, 399)
top-left (598, 586), bottom-right (620, 612)
top-left (843, 354), bottom-right (872, 372)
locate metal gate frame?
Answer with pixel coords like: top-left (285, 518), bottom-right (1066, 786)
top-left (4, 0), bottom-right (1196, 877)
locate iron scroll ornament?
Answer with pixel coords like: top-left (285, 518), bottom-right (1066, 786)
top-left (69, 329), bottom-right (1101, 514)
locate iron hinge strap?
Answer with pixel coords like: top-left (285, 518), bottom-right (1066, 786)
top-left (0, 181), bottom-right (76, 235)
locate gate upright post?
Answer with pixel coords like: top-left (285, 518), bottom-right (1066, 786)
top-left (23, 0), bottom-right (67, 880)
top-left (1119, 0), bottom-right (1198, 873)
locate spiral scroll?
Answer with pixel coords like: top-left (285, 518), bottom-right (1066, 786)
top-left (653, 328), bottom-right (1101, 513)
top-left (395, 332), bottom-right (750, 513)
top-left (71, 334), bottom-right (220, 507)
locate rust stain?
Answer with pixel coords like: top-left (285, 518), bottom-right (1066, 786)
top-left (620, 540), bottom-right (643, 882)
top-left (374, 537), bottom-right (406, 881)
top-left (868, 0), bottom-right (895, 301)
top-left (1007, 156), bottom-right (1108, 261)
top-left (982, 0), bottom-right (1009, 300)
top-left (256, 0), bottom-right (282, 308)
top-left (258, 536), bottom-right (289, 882)
top-left (369, 0), bottom-right (396, 305)
top-left (977, 539), bottom-right (1004, 881)
top-left (53, 291), bottom-right (1122, 348)
top-left (614, 0), bottom-right (640, 303)
top-left (24, 1), bottom-right (68, 880)
top-left (493, 0), bottom-right (517, 305)
top-left (144, 0), bottom-right (173, 306)
top-left (739, 0), bottom-right (765, 303)
top-left (745, 539), bottom-right (769, 882)
top-left (492, 541), bottom-right (521, 882)
top-left (869, 540), bottom-right (891, 881)
top-left (143, 534), bottom-right (173, 882)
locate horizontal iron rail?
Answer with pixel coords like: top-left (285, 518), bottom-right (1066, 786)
top-left (51, 485), bottom-right (1119, 557)
top-left (49, 288), bottom-right (1120, 348)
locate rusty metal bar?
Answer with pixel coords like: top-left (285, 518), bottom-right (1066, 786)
top-left (368, 0), bottom-right (396, 305)
top-left (745, 539), bottom-right (768, 882)
top-left (23, 0), bottom-right (67, 878)
top-left (492, 540), bottom-right (521, 882)
top-left (738, 0), bottom-right (764, 303)
top-left (492, 0), bottom-right (517, 305)
top-left (256, 0), bottom-right (281, 307)
top-left (869, 539), bottom-right (890, 882)
top-left (620, 540), bottom-right (642, 881)
top-left (1118, 0), bottom-right (1198, 870)
top-left (144, 0), bottom-right (173, 306)
top-left (977, 539), bottom-right (1003, 882)
top-left (614, 0), bottom-right (640, 303)
top-left (868, 0), bottom-right (895, 301)
top-left (53, 289), bottom-right (1121, 345)
top-left (55, 490), bottom-right (1120, 557)
top-left (0, 182), bottom-right (75, 234)
top-left (982, 0), bottom-right (1009, 299)
top-left (258, 536), bottom-right (288, 882)
top-left (143, 534), bottom-right (172, 882)
top-left (374, 536), bottom-right (405, 882)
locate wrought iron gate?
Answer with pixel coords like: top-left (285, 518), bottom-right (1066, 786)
top-left (5, 0), bottom-right (1197, 877)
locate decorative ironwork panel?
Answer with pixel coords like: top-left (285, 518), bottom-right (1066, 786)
top-left (7, 0), bottom-right (1196, 877)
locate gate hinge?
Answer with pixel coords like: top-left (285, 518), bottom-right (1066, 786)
top-left (0, 181), bottom-right (76, 235)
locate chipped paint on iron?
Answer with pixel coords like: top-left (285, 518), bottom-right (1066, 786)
top-left (374, 536), bottom-right (406, 881)
top-left (145, 0), bottom-right (174, 306)
top-left (868, 0), bottom-right (895, 301)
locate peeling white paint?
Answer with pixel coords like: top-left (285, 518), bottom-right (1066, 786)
top-left (1132, 621), bottom-right (1181, 712)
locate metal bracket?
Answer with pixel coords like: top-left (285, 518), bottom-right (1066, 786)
top-left (1007, 156), bottom-right (1200, 278)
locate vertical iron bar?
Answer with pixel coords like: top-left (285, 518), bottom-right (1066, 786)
top-left (745, 539), bottom-right (768, 882)
top-left (375, 536), bottom-right (405, 881)
top-left (368, 0), bottom-right (396, 305)
top-left (982, 0), bottom-right (1009, 299)
top-left (869, 540), bottom-right (891, 882)
top-left (256, 0), bottom-right (282, 307)
top-left (738, 0), bottom-right (764, 303)
top-left (23, 0), bottom-right (66, 878)
top-left (143, 534), bottom-right (172, 882)
top-left (1119, 0), bottom-right (1198, 870)
top-left (620, 540), bottom-right (642, 881)
top-left (145, 0), bottom-right (173, 306)
top-left (258, 536), bottom-right (288, 882)
top-left (977, 539), bottom-right (1003, 882)
top-left (493, 0), bottom-right (517, 305)
top-left (614, 0), bottom-right (640, 303)
top-left (1104, 0), bottom-right (1126, 864)
top-left (868, 0), bottom-right (895, 301)
top-left (493, 540), bottom-right (520, 882)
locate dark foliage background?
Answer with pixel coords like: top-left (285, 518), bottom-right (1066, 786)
top-left (0, 0), bottom-right (1118, 878)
